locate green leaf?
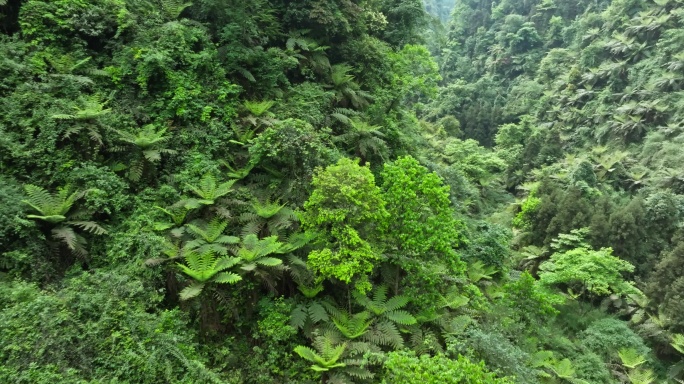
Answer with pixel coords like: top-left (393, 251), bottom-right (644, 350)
top-left (255, 257), bottom-right (283, 267)
top-left (385, 310), bottom-right (417, 325)
top-left (179, 282), bottom-right (205, 301)
top-left (213, 272), bottom-right (242, 284)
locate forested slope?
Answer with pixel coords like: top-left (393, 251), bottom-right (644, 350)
top-left (0, 0), bottom-right (683, 382)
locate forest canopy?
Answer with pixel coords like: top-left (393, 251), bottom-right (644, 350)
top-left (0, 0), bottom-right (683, 382)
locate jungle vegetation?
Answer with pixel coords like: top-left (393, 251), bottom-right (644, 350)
top-left (0, 0), bottom-right (683, 382)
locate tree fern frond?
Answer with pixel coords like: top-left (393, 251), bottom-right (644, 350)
top-left (52, 226), bottom-right (88, 257)
top-left (291, 304), bottom-right (309, 329)
top-left (332, 311), bottom-right (373, 339)
top-left (215, 256), bottom-right (241, 271)
top-left (384, 310), bottom-right (417, 325)
top-left (255, 257), bottom-right (283, 267)
top-left (627, 368), bottom-right (655, 384)
top-left (237, 67), bottom-right (256, 82)
top-left (241, 220), bottom-right (263, 238)
top-left (143, 149), bottom-right (162, 162)
top-left (129, 159), bottom-right (144, 182)
top-left (293, 345), bottom-right (319, 363)
top-left (179, 282), bottom-right (205, 301)
top-left (343, 366), bottom-right (374, 379)
top-left (298, 283), bottom-right (324, 298)
top-left (308, 301), bottom-right (329, 323)
top-left (213, 271), bottom-right (242, 284)
top-left (365, 320), bottom-right (403, 349)
top-left (68, 221), bottom-right (107, 235)
top-left (384, 295), bottom-right (411, 312)
top-left (244, 100), bottom-right (275, 117)
top-left (619, 348), bottom-right (647, 368)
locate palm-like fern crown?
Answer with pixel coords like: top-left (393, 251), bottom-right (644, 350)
top-left (184, 218), bottom-right (239, 255)
top-left (116, 124), bottom-right (169, 149)
top-left (160, 0), bottom-right (192, 20)
top-left (618, 348), bottom-right (647, 369)
top-left (330, 64), bottom-right (355, 87)
top-left (350, 119), bottom-right (384, 138)
top-left (186, 217), bottom-right (230, 243)
top-left (335, 118), bottom-right (388, 159)
top-left (52, 96), bottom-right (111, 121)
top-left (186, 174), bottom-right (236, 204)
top-left (22, 184), bottom-right (83, 223)
top-left (178, 251), bottom-right (226, 282)
top-left (237, 234), bottom-right (284, 262)
top-left (240, 198), bottom-right (297, 237)
top-left (253, 200), bottom-right (287, 219)
top-left (154, 204), bottom-right (191, 229)
top-left (352, 285), bottom-right (417, 325)
top-left (294, 332), bottom-right (347, 372)
top-left (177, 250), bottom-right (241, 283)
top-left (331, 310), bottom-right (374, 339)
top-left (627, 369), bottom-right (655, 384)
top-left (176, 250), bottom-right (242, 301)
top-left (243, 100), bottom-right (275, 117)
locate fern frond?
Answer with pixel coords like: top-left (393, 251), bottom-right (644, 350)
top-left (294, 345), bottom-right (320, 363)
top-left (384, 310), bottom-right (417, 325)
top-left (213, 272), bottom-right (242, 284)
top-left (619, 348), bottom-right (647, 368)
top-left (343, 366), bottom-right (374, 379)
top-left (244, 100), bottom-right (275, 117)
top-left (179, 282), bottom-right (205, 301)
top-left (365, 320), bottom-right (403, 349)
top-left (308, 301), bottom-right (329, 323)
top-left (627, 368), bottom-right (655, 384)
top-left (255, 257), bottom-right (283, 267)
top-left (129, 159), bottom-right (144, 182)
top-left (237, 67), bottom-right (256, 82)
top-left (291, 305), bottom-right (309, 329)
top-left (215, 256), bottom-right (241, 271)
top-left (52, 226), bottom-right (88, 257)
top-left (298, 283), bottom-right (324, 298)
top-left (240, 220), bottom-right (262, 238)
top-left (384, 295), bottom-right (411, 312)
top-left (69, 221), bottom-right (107, 235)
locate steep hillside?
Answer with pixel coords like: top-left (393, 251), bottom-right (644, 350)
top-left (0, 0), bottom-right (683, 383)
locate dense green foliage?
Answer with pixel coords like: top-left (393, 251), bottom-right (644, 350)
top-left (0, 0), bottom-right (683, 382)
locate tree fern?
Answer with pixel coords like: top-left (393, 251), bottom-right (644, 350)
top-left (22, 185), bottom-right (105, 257)
top-left (160, 0), bottom-right (192, 20)
top-left (186, 174), bottom-right (236, 205)
top-left (52, 226), bottom-right (88, 257)
top-left (234, 234), bottom-right (285, 270)
top-left (114, 125), bottom-right (176, 181)
top-left (294, 332), bottom-right (347, 372)
top-left (467, 261), bottom-right (499, 283)
top-left (324, 303), bottom-right (373, 340)
top-left (243, 100), bottom-right (275, 117)
top-left (176, 251), bottom-right (242, 300)
top-left (239, 199), bottom-right (296, 238)
top-left (364, 320), bottom-right (404, 349)
top-left (627, 368), bottom-right (655, 384)
top-left (184, 217), bottom-right (239, 255)
top-left (334, 118), bottom-right (388, 162)
top-left (154, 204), bottom-right (193, 231)
top-left (52, 96), bottom-right (111, 145)
top-left (290, 299), bottom-right (330, 333)
top-left (352, 285), bottom-right (417, 325)
top-left (408, 327), bottom-right (444, 355)
top-left (619, 348), bottom-right (648, 369)
top-left (22, 184), bottom-right (82, 223)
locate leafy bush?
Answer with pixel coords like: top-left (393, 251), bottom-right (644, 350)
top-left (381, 350), bottom-right (512, 383)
